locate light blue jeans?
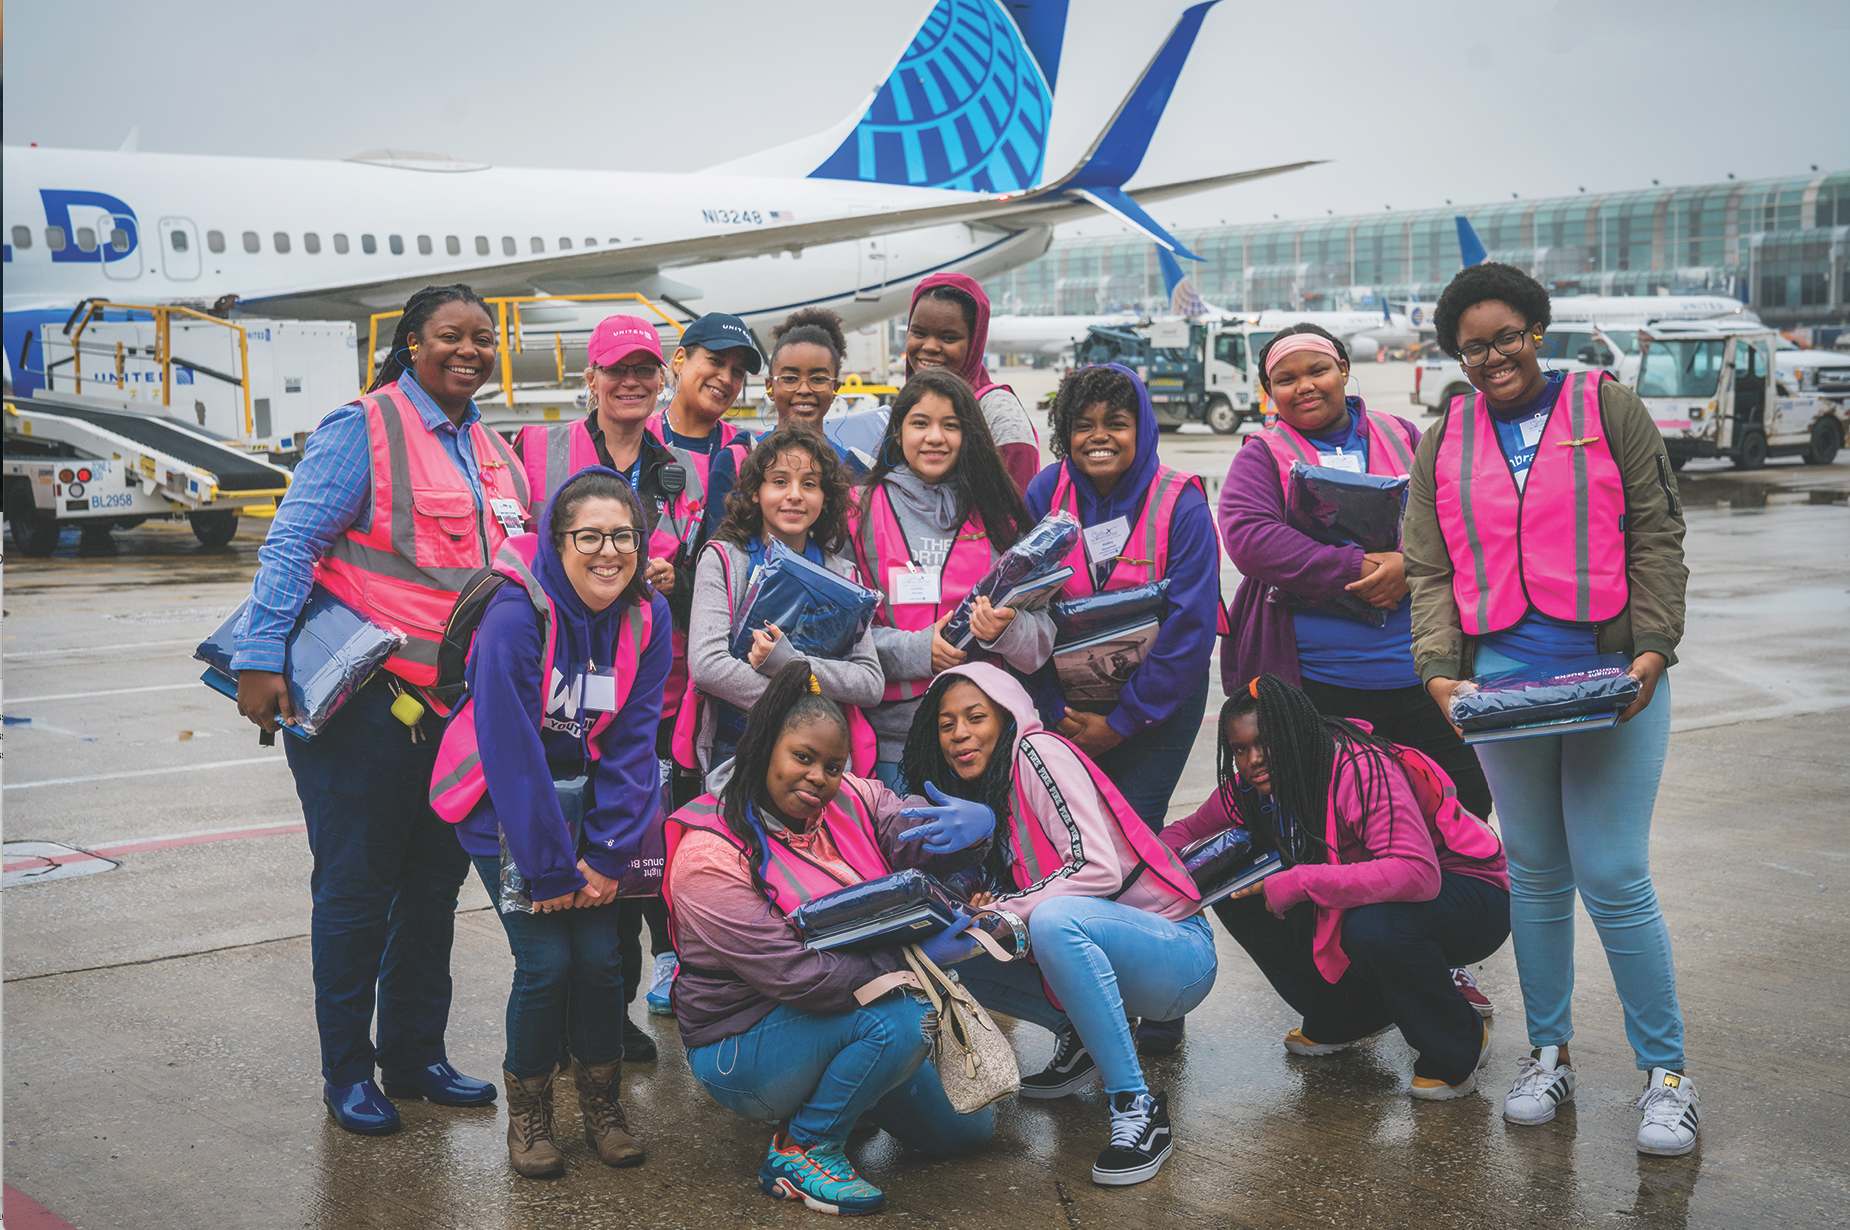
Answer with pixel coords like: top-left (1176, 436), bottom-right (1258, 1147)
top-left (1472, 644), bottom-right (1685, 1070)
top-left (958, 896), bottom-right (1218, 1096)
top-left (685, 993), bottom-right (993, 1156)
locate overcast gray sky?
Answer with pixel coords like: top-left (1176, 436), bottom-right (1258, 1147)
top-left (6, 0), bottom-right (1847, 237)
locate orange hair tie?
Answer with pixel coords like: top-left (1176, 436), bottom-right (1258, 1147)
top-left (1248, 677), bottom-right (1262, 699)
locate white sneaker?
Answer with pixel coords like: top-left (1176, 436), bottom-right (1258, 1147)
top-left (1635, 1068), bottom-right (1700, 1156)
top-left (1504, 1046), bottom-right (1576, 1125)
top-left (645, 952), bottom-right (678, 1016)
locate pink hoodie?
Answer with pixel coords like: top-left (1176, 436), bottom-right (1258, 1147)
top-left (944, 663), bottom-right (1200, 927)
top-left (1162, 738), bottom-right (1507, 982)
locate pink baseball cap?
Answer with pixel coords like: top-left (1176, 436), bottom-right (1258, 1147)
top-left (587, 315), bottom-right (665, 367)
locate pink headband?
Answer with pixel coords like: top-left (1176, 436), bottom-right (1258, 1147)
top-left (1264, 333), bottom-right (1343, 379)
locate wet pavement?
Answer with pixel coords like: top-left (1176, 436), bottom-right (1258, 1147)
top-left (4, 409), bottom-right (1848, 1228)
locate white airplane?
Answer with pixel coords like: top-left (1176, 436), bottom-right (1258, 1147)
top-left (2, 0), bottom-right (1315, 395)
top-left (1154, 248), bottom-right (1417, 359)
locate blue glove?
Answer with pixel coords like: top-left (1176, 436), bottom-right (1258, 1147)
top-left (917, 910), bottom-right (977, 965)
top-left (897, 782), bottom-right (994, 852)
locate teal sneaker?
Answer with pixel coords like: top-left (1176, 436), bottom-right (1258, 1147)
top-left (757, 1131), bottom-right (885, 1215)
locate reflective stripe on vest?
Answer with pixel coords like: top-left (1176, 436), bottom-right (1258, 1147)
top-left (1048, 463), bottom-right (1203, 597)
top-left (1250, 407), bottom-right (1417, 497)
top-left (428, 533), bottom-right (652, 822)
top-left (514, 420), bottom-right (601, 513)
top-left (1433, 371), bottom-right (1627, 634)
top-left (852, 484), bottom-right (997, 702)
top-left (661, 780), bottom-right (891, 918)
top-left (314, 383), bottom-right (530, 685)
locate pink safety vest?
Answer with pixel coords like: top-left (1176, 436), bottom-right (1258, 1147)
top-left (1433, 371), bottom-right (1628, 635)
top-left (1246, 406), bottom-right (1418, 495)
top-left (850, 483), bottom-right (998, 702)
top-left (670, 541), bottom-right (880, 775)
top-left (314, 382), bottom-right (530, 689)
top-left (647, 409), bottom-right (751, 513)
top-left (514, 418), bottom-right (703, 564)
top-left (428, 533), bottom-right (654, 823)
top-left (1304, 743), bottom-right (1507, 984)
top-left (661, 778), bottom-right (890, 921)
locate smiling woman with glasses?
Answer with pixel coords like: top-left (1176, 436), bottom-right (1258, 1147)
top-left (1403, 261), bottom-right (1701, 1157)
top-left (766, 307), bottom-right (849, 432)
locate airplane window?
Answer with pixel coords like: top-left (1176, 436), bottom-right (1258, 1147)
top-left (109, 228), bottom-right (130, 252)
top-left (559, 238), bottom-right (572, 250)
top-left (333, 233), bottom-right (349, 254)
top-left (389, 235), bottom-right (404, 255)
top-left (274, 232), bottom-right (292, 254)
top-left (476, 236), bottom-right (490, 256)
top-left (418, 235), bottom-right (432, 256)
top-left (304, 233), bottom-right (321, 254)
top-left (362, 234), bottom-right (377, 254)
top-left (243, 231), bottom-right (260, 253)
top-left (584, 238), bottom-right (596, 247)
top-left (531, 237), bottom-right (544, 254)
top-left (502, 236), bottom-right (516, 256)
top-left (446, 235), bottom-right (460, 256)
top-left (77, 227), bottom-right (98, 252)
top-left (169, 229), bottom-right (189, 252)
top-left (207, 230), bottom-right (225, 253)
top-left (12, 225), bottom-right (32, 250)
top-left (45, 226), bottom-right (66, 251)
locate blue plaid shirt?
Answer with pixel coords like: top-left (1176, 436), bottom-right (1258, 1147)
top-left (231, 370), bottom-right (486, 672)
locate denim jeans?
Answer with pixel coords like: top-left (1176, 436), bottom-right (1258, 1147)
top-left (960, 897), bottom-right (1218, 1096)
top-left (1472, 644), bottom-right (1684, 1070)
top-left (284, 677), bottom-right (470, 1086)
top-left (685, 994), bottom-right (994, 1155)
top-left (1214, 870), bottom-right (1510, 1084)
top-left (471, 857), bottom-right (627, 1076)
top-left (1299, 678), bottom-right (1494, 820)
top-left (1090, 672), bottom-right (1212, 832)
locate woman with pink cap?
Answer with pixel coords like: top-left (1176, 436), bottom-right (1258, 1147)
top-left (903, 273), bottom-right (1040, 493)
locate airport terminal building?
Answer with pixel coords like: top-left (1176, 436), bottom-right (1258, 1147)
top-left (983, 170), bottom-right (1849, 339)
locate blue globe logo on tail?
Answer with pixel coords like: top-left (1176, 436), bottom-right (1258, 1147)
top-left (809, 0), bottom-right (1064, 193)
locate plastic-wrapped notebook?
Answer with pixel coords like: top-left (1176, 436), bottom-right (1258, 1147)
top-left (1052, 619), bottom-right (1159, 713)
top-left (1268, 462), bottom-right (1412, 628)
top-left (1051, 579), bottom-right (1169, 642)
top-left (940, 511), bottom-right (1082, 649)
top-left (195, 588), bottom-right (406, 739)
top-left (1178, 826), bottom-right (1285, 905)
top-left (728, 538), bottom-right (880, 661)
top-left (791, 869), bottom-right (963, 951)
top-left (1451, 652), bottom-right (1641, 744)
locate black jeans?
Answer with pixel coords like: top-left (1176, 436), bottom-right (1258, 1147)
top-left (1299, 678), bottom-right (1493, 820)
top-left (1214, 870), bottom-right (1510, 1084)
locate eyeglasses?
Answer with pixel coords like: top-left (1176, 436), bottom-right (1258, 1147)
top-left (773, 373), bottom-right (840, 390)
top-left (1458, 328), bottom-right (1534, 366)
top-left (599, 361), bottom-right (661, 383)
top-left (566, 527), bottom-right (644, 555)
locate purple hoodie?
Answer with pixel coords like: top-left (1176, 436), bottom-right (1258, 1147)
top-left (455, 466), bottom-right (672, 902)
top-left (1023, 364), bottom-right (1222, 737)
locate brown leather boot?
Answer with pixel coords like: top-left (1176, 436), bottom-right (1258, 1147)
top-left (503, 1067), bottom-right (564, 1178)
top-left (570, 1055), bottom-right (644, 1167)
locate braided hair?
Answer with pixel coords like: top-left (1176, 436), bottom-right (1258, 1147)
top-left (368, 284), bottom-right (493, 392)
top-left (1217, 674), bottom-right (1401, 867)
top-left (770, 307), bottom-right (847, 373)
top-left (898, 672), bottom-right (1018, 845)
top-left (718, 660), bottom-right (852, 903)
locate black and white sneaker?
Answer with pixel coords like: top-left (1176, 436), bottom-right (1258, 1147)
top-left (1635, 1068), bottom-right (1700, 1156)
top-left (1019, 1024), bottom-right (1097, 1099)
top-left (1091, 1091), bottom-right (1172, 1186)
top-left (1504, 1045), bottom-right (1576, 1125)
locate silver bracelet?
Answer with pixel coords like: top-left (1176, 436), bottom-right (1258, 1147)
top-left (986, 908), bottom-right (1029, 960)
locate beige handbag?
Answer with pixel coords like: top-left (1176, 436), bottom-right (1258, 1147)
top-left (902, 944), bottom-right (1021, 1114)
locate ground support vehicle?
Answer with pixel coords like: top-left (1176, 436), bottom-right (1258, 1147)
top-left (1078, 319), bottom-right (1261, 434)
top-left (1635, 323), bottom-right (1847, 470)
top-left (3, 390), bottom-right (291, 556)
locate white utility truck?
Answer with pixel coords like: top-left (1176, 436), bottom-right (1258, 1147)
top-left (1634, 321), bottom-right (1847, 469)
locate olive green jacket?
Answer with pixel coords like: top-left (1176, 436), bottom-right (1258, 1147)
top-left (1403, 379), bottom-right (1688, 683)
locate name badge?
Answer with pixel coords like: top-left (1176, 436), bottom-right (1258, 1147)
top-left (489, 497), bottom-right (526, 533)
top-left (582, 669), bottom-right (619, 713)
top-left (891, 566), bottom-right (941, 606)
top-left (1519, 416), bottom-right (1547, 449)
top-left (1083, 517), bottom-right (1131, 567)
top-left (1320, 451), bottom-right (1363, 473)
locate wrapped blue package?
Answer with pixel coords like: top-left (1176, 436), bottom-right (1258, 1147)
top-left (940, 510), bottom-right (1082, 649)
top-left (1178, 825), bottom-right (1284, 904)
top-left (195, 588), bottom-right (407, 739)
top-left (1268, 462), bottom-right (1410, 628)
top-left (1451, 652), bottom-right (1642, 741)
top-left (727, 538), bottom-right (880, 661)
top-left (823, 407), bottom-right (890, 475)
top-left (1051, 579), bottom-right (1170, 643)
top-left (791, 868), bottom-right (963, 951)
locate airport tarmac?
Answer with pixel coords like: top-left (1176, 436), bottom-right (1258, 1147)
top-left (4, 368), bottom-right (1848, 1228)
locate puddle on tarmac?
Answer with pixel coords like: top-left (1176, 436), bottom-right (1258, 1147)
top-left (1675, 474), bottom-right (1849, 509)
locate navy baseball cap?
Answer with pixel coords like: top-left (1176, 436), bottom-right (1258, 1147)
top-left (678, 313), bottom-right (763, 374)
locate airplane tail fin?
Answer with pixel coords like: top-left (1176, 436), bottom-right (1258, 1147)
top-left (710, 0), bottom-right (1069, 191)
top-left (1157, 247), bottom-right (1208, 317)
top-left (1456, 215), bottom-right (1488, 268)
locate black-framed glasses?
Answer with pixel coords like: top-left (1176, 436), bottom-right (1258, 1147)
top-left (773, 373), bottom-right (840, 390)
top-left (567, 527), bottom-right (644, 555)
top-left (1458, 328), bottom-right (1533, 366)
